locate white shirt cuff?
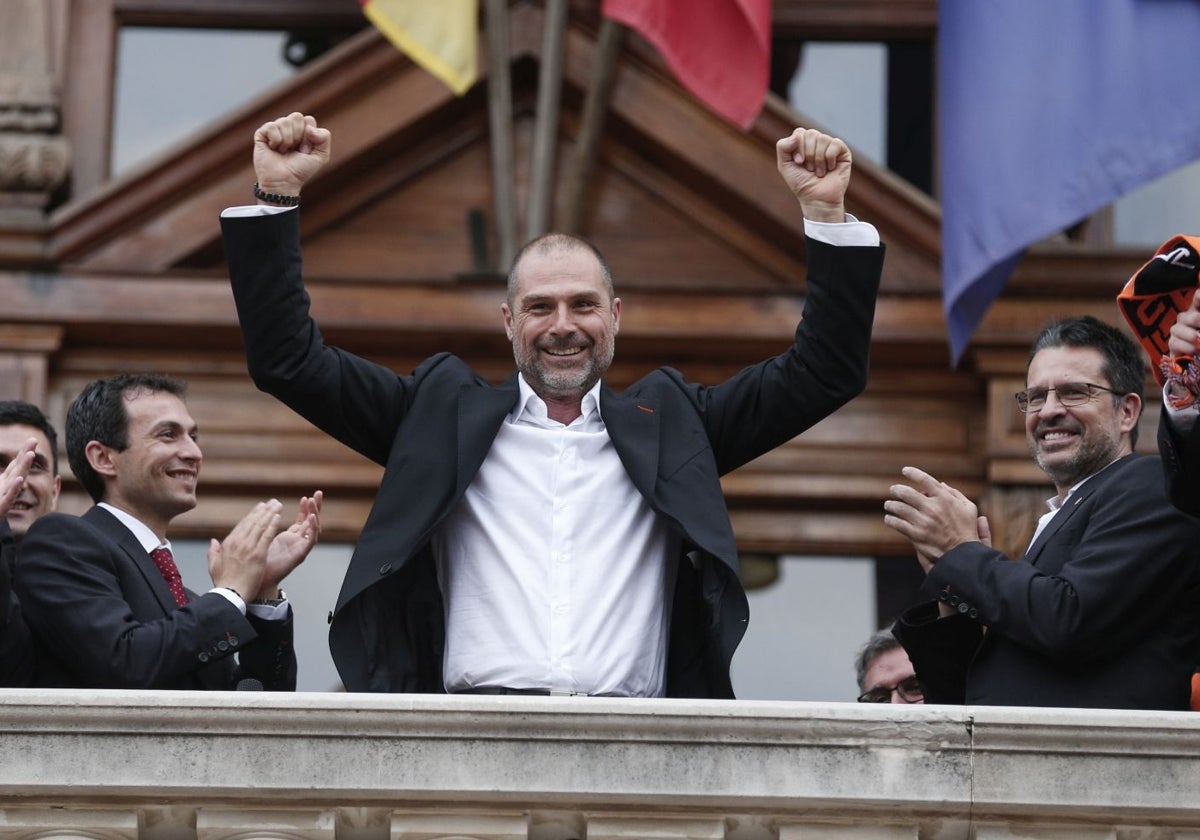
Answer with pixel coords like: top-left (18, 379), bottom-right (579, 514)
top-left (1163, 383), bottom-right (1199, 433)
top-left (221, 204), bottom-right (296, 218)
top-left (210, 587), bottom-right (247, 614)
top-left (803, 213), bottom-right (880, 247)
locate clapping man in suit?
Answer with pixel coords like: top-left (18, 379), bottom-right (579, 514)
top-left (884, 316), bottom-right (1200, 709)
top-left (0, 401), bottom-right (61, 543)
top-left (222, 113), bottom-right (884, 698)
top-left (15, 374), bottom-right (322, 690)
top-left (0, 434), bottom-right (39, 685)
top-left (0, 401), bottom-right (62, 685)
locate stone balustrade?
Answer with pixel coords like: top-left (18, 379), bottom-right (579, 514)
top-left (1, 690), bottom-right (1199, 839)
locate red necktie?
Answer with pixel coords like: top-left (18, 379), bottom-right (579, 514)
top-left (150, 546), bottom-right (189, 607)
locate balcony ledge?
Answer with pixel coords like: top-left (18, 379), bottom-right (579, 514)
top-left (2, 690), bottom-right (1199, 839)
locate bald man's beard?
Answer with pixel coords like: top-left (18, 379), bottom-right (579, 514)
top-left (512, 331), bottom-right (616, 400)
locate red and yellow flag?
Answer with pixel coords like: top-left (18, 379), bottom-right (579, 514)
top-left (359, 0), bottom-right (478, 95)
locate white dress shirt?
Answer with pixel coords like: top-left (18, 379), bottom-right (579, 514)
top-left (433, 377), bottom-right (677, 696)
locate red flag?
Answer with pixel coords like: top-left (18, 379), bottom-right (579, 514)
top-left (602, 0), bottom-right (771, 129)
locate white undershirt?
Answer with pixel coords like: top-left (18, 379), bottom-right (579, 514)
top-left (433, 376), bottom-right (677, 696)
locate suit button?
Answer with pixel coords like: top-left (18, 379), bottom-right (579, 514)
top-left (948, 595), bottom-right (961, 606)
top-left (938, 591), bottom-right (950, 602)
top-left (379, 563), bottom-right (392, 575)
top-left (957, 602), bottom-right (970, 614)
top-left (217, 641), bottom-right (229, 652)
top-left (969, 608), bottom-right (979, 619)
top-left (198, 652), bottom-right (209, 663)
top-left (228, 636), bottom-right (239, 647)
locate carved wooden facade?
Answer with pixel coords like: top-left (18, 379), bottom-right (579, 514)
top-left (0, 0), bottom-right (1157, 561)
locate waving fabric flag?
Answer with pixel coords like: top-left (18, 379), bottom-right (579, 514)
top-left (359, 0), bottom-right (477, 94)
top-left (602, 0), bottom-right (771, 129)
top-left (940, 0), bottom-right (1200, 363)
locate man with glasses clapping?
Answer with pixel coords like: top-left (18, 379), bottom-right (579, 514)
top-left (881, 316), bottom-right (1200, 710)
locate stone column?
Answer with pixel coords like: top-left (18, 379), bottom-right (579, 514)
top-left (0, 0), bottom-right (71, 261)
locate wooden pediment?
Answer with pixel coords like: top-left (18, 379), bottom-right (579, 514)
top-left (0, 0), bottom-right (1157, 559)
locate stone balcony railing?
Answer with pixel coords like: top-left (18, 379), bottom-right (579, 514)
top-left (2, 690), bottom-right (1200, 840)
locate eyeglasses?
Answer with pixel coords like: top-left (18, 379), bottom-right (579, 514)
top-left (857, 674), bottom-right (923, 704)
top-left (1014, 381), bottom-right (1121, 413)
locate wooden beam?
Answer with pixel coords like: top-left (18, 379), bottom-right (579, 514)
top-left (564, 17), bottom-right (624, 234)
top-left (771, 0), bottom-right (937, 40)
top-left (485, 0), bottom-right (518, 271)
top-left (526, 0), bottom-right (568, 240)
top-left (113, 0), bottom-right (365, 28)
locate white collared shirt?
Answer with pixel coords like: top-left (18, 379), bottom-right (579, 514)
top-left (432, 376), bottom-right (677, 696)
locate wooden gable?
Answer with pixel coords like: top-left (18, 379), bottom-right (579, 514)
top-left (0, 0), bottom-right (1157, 561)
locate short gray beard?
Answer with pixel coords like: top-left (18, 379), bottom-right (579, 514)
top-left (1031, 428), bottom-right (1121, 489)
top-left (513, 333), bottom-right (615, 400)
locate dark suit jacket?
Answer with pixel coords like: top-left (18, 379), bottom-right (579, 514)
top-left (1158, 409), bottom-right (1200, 516)
top-left (222, 209), bottom-right (884, 697)
top-left (0, 520), bottom-right (33, 686)
top-left (894, 454), bottom-right (1200, 710)
top-left (14, 507), bottom-right (296, 690)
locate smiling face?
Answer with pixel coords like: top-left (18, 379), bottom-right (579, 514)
top-left (502, 244), bottom-right (621, 411)
top-left (88, 389), bottom-right (201, 538)
top-left (0, 423), bottom-right (60, 538)
top-left (1025, 345), bottom-right (1140, 495)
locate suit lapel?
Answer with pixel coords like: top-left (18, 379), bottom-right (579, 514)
top-left (599, 387), bottom-right (661, 501)
top-left (453, 378), bottom-right (662, 501)
top-left (84, 506), bottom-right (179, 614)
top-left (1022, 457), bottom-right (1125, 566)
top-left (456, 377), bottom-right (521, 496)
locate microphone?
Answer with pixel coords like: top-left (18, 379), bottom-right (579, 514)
top-left (236, 677), bottom-right (264, 691)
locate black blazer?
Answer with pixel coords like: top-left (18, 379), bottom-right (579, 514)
top-left (223, 209), bottom-right (884, 697)
top-left (15, 507), bottom-right (296, 690)
top-left (0, 520), bottom-right (33, 686)
top-left (894, 454), bottom-right (1200, 710)
top-left (1158, 409), bottom-right (1200, 516)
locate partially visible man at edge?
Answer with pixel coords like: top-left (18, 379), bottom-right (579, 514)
top-left (15, 374), bottom-right (321, 690)
top-left (1157, 289), bottom-right (1200, 516)
top-left (221, 112), bottom-right (885, 697)
top-left (855, 628), bottom-right (924, 705)
top-left (0, 401), bottom-right (61, 542)
top-left (0, 401), bottom-right (61, 685)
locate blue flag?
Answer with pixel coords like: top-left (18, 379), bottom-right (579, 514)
top-left (940, 0), bottom-right (1200, 363)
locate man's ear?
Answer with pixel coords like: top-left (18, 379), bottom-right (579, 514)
top-left (85, 440), bottom-right (118, 480)
top-left (48, 475), bottom-right (61, 510)
top-left (502, 302), bottom-right (514, 341)
top-left (1119, 392), bottom-right (1143, 436)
